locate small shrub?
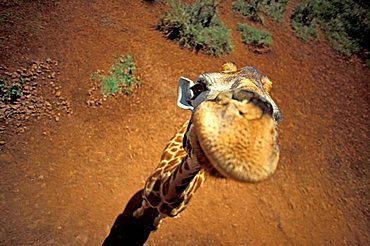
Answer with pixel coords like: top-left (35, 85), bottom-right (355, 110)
top-left (237, 23), bottom-right (272, 47)
top-left (0, 75), bottom-right (23, 104)
top-left (232, 0), bottom-right (264, 24)
top-left (262, 0), bottom-right (288, 22)
top-left (157, 0), bottom-right (233, 56)
top-left (232, 0), bottom-right (288, 23)
top-left (291, 0), bottom-right (370, 57)
top-left (290, 2), bottom-right (319, 41)
top-left (91, 55), bottom-right (141, 96)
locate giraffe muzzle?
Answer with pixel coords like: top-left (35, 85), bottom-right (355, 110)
top-left (192, 96), bottom-right (280, 183)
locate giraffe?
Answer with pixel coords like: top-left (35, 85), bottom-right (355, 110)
top-left (133, 62), bottom-right (282, 228)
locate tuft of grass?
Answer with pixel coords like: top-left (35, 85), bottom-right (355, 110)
top-left (237, 23), bottom-right (272, 47)
top-left (291, 0), bottom-right (370, 57)
top-left (157, 0), bottom-right (233, 56)
top-left (91, 55), bottom-right (141, 96)
top-left (232, 0), bottom-right (288, 23)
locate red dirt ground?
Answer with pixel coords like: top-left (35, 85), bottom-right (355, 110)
top-left (1, 0), bottom-right (369, 245)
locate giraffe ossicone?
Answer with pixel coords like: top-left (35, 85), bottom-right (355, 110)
top-left (133, 62), bottom-right (281, 228)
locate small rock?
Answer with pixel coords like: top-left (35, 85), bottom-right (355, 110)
top-left (0, 141), bottom-right (5, 145)
top-left (55, 91), bottom-right (61, 97)
top-left (55, 116), bottom-right (60, 122)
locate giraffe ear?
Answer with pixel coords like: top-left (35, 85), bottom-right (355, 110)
top-left (177, 77), bottom-right (194, 111)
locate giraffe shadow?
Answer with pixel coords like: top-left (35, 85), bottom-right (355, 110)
top-left (102, 189), bottom-right (159, 246)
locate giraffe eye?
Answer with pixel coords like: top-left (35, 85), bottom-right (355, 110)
top-left (190, 81), bottom-right (207, 100)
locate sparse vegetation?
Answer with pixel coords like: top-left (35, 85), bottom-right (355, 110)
top-left (0, 11), bottom-right (11, 25)
top-left (0, 76), bottom-right (22, 104)
top-left (157, 0), bottom-right (233, 56)
top-left (0, 59), bottom-right (72, 129)
top-left (91, 55), bottom-right (141, 96)
top-left (237, 23), bottom-right (272, 48)
top-left (232, 0), bottom-right (288, 23)
top-left (291, 0), bottom-right (370, 57)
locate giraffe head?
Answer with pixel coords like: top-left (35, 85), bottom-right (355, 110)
top-left (177, 63), bottom-right (281, 183)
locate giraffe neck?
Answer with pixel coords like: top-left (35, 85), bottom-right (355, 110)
top-left (161, 154), bottom-right (201, 203)
top-left (160, 122), bottom-right (204, 212)
top-left (140, 120), bottom-right (206, 218)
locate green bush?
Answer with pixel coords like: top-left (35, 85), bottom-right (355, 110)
top-left (291, 0), bottom-right (370, 56)
top-left (237, 23), bottom-right (272, 47)
top-left (232, 0), bottom-right (264, 24)
top-left (290, 2), bottom-right (319, 41)
top-left (91, 55), bottom-right (141, 96)
top-left (262, 0), bottom-right (288, 22)
top-left (232, 0), bottom-right (288, 23)
top-left (157, 0), bottom-right (233, 56)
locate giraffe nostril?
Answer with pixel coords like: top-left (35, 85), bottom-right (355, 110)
top-left (252, 97), bottom-right (273, 116)
top-left (233, 89), bottom-right (273, 117)
top-left (232, 89), bottom-right (256, 102)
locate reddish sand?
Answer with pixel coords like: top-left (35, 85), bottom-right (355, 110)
top-left (1, 0), bottom-right (369, 245)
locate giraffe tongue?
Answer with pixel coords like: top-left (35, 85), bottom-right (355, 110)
top-left (192, 100), bottom-right (280, 183)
